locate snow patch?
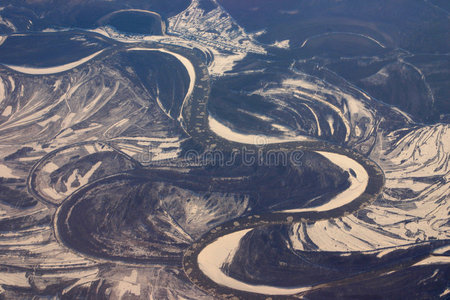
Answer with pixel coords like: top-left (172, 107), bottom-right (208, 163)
top-left (271, 40), bottom-right (290, 49)
top-left (116, 270), bottom-right (141, 298)
top-left (208, 115), bottom-right (314, 144)
top-left (0, 164), bottom-right (19, 178)
top-left (1, 105), bottom-right (11, 117)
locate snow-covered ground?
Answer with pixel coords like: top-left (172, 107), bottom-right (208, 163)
top-left (290, 124), bottom-right (450, 254)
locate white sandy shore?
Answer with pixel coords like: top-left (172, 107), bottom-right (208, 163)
top-left (197, 229), bottom-right (311, 295)
top-left (3, 50), bottom-right (105, 75)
